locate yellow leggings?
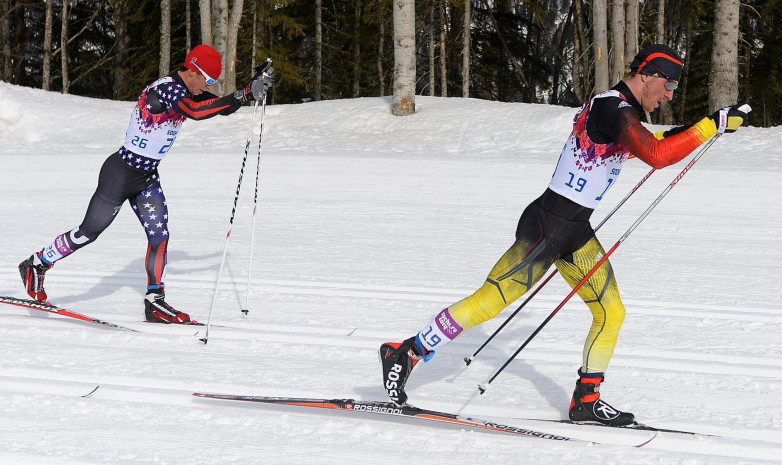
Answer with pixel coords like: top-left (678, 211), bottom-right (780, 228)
top-left (447, 236), bottom-right (625, 373)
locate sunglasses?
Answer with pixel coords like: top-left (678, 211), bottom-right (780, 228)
top-left (643, 61), bottom-right (678, 91)
top-left (189, 59), bottom-right (216, 85)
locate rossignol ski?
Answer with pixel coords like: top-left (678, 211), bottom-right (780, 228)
top-left (520, 417), bottom-right (718, 437)
top-left (192, 393), bottom-right (581, 443)
top-left (0, 295), bottom-right (137, 331)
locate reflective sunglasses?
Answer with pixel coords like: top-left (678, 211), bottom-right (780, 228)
top-left (644, 61), bottom-right (678, 91)
top-left (189, 59), bottom-right (216, 85)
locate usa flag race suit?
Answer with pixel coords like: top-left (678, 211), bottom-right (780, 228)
top-left (40, 71), bottom-right (243, 291)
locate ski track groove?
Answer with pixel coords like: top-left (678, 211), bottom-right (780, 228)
top-left (3, 307), bottom-right (782, 380)
top-left (2, 375), bottom-right (782, 462)
top-left (1, 272), bottom-right (778, 322)
top-left (3, 275), bottom-right (782, 462)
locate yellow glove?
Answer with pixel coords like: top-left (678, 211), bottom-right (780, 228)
top-left (694, 104), bottom-right (751, 139)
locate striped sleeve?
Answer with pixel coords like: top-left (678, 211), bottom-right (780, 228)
top-left (174, 94), bottom-right (243, 120)
top-left (612, 108), bottom-right (711, 169)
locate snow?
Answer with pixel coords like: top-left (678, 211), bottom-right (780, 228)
top-left (1, 80), bottom-right (781, 464)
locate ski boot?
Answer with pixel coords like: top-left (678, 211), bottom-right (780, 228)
top-left (568, 369), bottom-right (635, 426)
top-left (144, 288), bottom-right (191, 324)
top-left (379, 335), bottom-right (432, 406)
top-left (19, 252), bottom-right (53, 302)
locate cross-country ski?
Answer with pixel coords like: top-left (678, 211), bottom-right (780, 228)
top-left (192, 393), bottom-right (595, 444)
top-left (0, 295), bottom-right (138, 331)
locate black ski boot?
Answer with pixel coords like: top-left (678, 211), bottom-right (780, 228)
top-left (379, 336), bottom-right (430, 406)
top-left (144, 288), bottom-right (191, 324)
top-left (568, 370), bottom-right (635, 426)
top-left (19, 252), bottom-right (53, 302)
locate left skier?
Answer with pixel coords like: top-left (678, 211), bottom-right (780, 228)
top-left (18, 44), bottom-right (273, 323)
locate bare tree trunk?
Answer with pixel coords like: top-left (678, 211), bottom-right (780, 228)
top-left (609, 0), bottom-right (624, 84)
top-left (428, 5), bottom-right (435, 96)
top-left (211, 0), bottom-right (228, 94)
top-left (571, 0), bottom-right (584, 100)
top-left (574, 0), bottom-right (590, 99)
top-left (352, 1), bottom-right (361, 98)
top-left (677, 15), bottom-right (692, 123)
top-left (377, 21), bottom-right (385, 96)
top-left (439, 0), bottom-right (447, 97)
top-left (61, 0), bottom-right (70, 94)
top-left (224, 0), bottom-right (244, 93)
top-left (0, 0), bottom-right (10, 81)
top-left (572, 17), bottom-right (583, 101)
top-left (462, 0), bottom-right (470, 97)
top-left (115, 4), bottom-right (130, 99)
top-left (251, 2), bottom-right (257, 69)
top-left (186, 0), bottom-right (192, 52)
top-left (160, 0), bottom-right (171, 76)
top-left (551, 2), bottom-right (573, 105)
top-left (110, 0), bottom-right (130, 99)
top-left (624, 0), bottom-right (637, 70)
top-left (656, 0), bottom-right (673, 124)
top-left (315, 0), bottom-right (322, 100)
top-left (593, 0), bottom-right (609, 93)
top-left (392, 0), bottom-right (416, 116)
top-left (199, 0), bottom-right (212, 45)
top-left (268, 13), bottom-right (273, 104)
top-left (42, 0), bottom-right (54, 90)
top-left (709, 0), bottom-right (739, 111)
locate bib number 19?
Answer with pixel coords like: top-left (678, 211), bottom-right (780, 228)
top-left (565, 172), bottom-right (587, 192)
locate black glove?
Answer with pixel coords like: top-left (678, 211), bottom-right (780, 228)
top-left (708, 104), bottom-right (751, 134)
top-left (236, 66), bottom-right (274, 103)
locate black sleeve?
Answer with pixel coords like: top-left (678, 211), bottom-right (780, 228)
top-left (192, 91), bottom-right (220, 102)
top-left (586, 96), bottom-right (637, 144)
top-left (660, 123), bottom-right (694, 138)
top-left (145, 88), bottom-right (167, 115)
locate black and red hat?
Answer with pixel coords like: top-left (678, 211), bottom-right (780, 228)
top-left (630, 44), bottom-right (683, 81)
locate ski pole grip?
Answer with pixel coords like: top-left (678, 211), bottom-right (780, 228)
top-left (253, 58), bottom-right (273, 78)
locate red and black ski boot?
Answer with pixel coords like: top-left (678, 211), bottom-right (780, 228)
top-left (379, 336), bottom-right (432, 406)
top-left (569, 369), bottom-right (635, 426)
top-left (144, 288), bottom-right (191, 324)
top-left (19, 252), bottom-right (53, 302)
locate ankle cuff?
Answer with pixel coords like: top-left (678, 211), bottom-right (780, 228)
top-left (578, 368), bottom-right (604, 383)
top-left (414, 334), bottom-right (435, 362)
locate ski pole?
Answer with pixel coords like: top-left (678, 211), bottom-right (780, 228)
top-left (478, 129), bottom-right (728, 393)
top-left (242, 57), bottom-right (273, 316)
top-left (242, 97), bottom-right (266, 315)
top-left (201, 100), bottom-right (261, 344)
top-left (464, 167), bottom-right (656, 366)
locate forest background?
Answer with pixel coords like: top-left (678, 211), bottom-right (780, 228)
top-left (1, 0), bottom-right (781, 127)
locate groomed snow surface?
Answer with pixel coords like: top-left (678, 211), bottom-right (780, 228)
top-left (1, 81), bottom-right (781, 464)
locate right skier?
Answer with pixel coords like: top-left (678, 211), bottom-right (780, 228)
top-left (380, 44), bottom-right (750, 426)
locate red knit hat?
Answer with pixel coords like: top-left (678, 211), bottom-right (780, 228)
top-left (185, 44), bottom-right (222, 81)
